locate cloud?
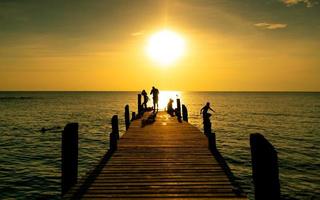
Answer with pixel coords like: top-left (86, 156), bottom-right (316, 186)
top-left (254, 22), bottom-right (288, 30)
top-left (131, 31), bottom-right (145, 37)
top-left (281, 0), bottom-right (318, 8)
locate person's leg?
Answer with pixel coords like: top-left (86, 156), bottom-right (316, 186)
top-left (143, 102), bottom-right (147, 109)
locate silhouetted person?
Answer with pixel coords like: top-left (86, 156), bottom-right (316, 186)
top-left (150, 86), bottom-right (159, 111)
top-left (141, 90), bottom-right (148, 110)
top-left (200, 102), bottom-right (215, 122)
top-left (167, 98), bottom-right (175, 116)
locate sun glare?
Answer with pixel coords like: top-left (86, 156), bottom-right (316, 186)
top-left (146, 30), bottom-right (186, 66)
top-left (157, 91), bottom-right (181, 110)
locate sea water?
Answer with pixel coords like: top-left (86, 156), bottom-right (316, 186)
top-left (0, 91), bottom-right (319, 199)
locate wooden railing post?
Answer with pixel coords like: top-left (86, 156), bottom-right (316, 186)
top-left (61, 123), bottom-right (78, 195)
top-left (109, 131), bottom-right (118, 152)
top-left (203, 115), bottom-right (212, 135)
top-left (250, 133), bottom-right (280, 200)
top-left (138, 94), bottom-right (142, 115)
top-left (125, 105), bottom-right (130, 130)
top-left (176, 98), bottom-right (181, 121)
top-left (202, 113), bottom-right (216, 151)
top-left (208, 132), bottom-right (216, 151)
top-left (111, 115), bottom-right (119, 140)
top-left (182, 104), bottom-right (188, 122)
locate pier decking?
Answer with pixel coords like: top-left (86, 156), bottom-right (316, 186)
top-left (64, 111), bottom-right (247, 199)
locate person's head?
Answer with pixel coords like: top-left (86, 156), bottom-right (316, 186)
top-left (142, 89), bottom-right (146, 93)
top-left (152, 86), bottom-right (155, 89)
top-left (206, 102), bottom-right (210, 107)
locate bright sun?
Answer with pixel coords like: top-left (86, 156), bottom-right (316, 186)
top-left (146, 30), bottom-right (186, 66)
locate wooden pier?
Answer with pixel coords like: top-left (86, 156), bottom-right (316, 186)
top-left (63, 109), bottom-right (248, 199)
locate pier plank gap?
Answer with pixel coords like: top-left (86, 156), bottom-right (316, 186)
top-left (64, 111), bottom-right (248, 200)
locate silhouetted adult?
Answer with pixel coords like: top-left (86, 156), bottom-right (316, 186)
top-left (150, 86), bottom-right (159, 111)
top-left (167, 98), bottom-right (175, 116)
top-left (141, 90), bottom-right (148, 110)
top-left (200, 102), bottom-right (215, 122)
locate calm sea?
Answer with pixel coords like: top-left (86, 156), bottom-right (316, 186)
top-left (0, 91), bottom-right (319, 200)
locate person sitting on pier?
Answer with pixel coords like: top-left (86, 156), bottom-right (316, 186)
top-left (200, 102), bottom-right (215, 122)
top-left (167, 98), bottom-right (175, 116)
top-left (150, 86), bottom-right (159, 112)
top-left (141, 90), bottom-right (149, 110)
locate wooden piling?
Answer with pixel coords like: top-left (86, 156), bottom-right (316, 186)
top-left (138, 94), bottom-right (142, 115)
top-left (111, 115), bottom-right (119, 140)
top-left (250, 133), bottom-right (280, 200)
top-left (109, 131), bottom-right (117, 152)
top-left (208, 132), bottom-right (216, 151)
top-left (125, 105), bottom-right (130, 130)
top-left (176, 98), bottom-right (182, 121)
top-left (61, 123), bottom-right (78, 195)
top-left (203, 115), bottom-right (212, 135)
top-left (182, 104), bottom-right (188, 122)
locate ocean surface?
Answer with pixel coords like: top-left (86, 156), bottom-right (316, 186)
top-left (0, 91), bottom-right (319, 200)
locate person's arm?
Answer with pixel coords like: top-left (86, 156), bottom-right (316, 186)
top-left (209, 107), bottom-right (215, 112)
top-left (200, 107), bottom-right (204, 114)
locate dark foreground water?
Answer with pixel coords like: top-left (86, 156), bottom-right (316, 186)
top-left (0, 91), bottom-right (319, 200)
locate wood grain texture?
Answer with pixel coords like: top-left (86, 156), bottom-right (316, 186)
top-left (64, 111), bottom-right (247, 199)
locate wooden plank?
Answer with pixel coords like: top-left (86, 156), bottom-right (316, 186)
top-left (64, 111), bottom-right (247, 199)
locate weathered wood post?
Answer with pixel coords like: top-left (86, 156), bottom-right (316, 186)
top-left (203, 115), bottom-right (212, 135)
top-left (176, 98), bottom-right (181, 121)
top-left (182, 104), bottom-right (188, 122)
top-left (131, 112), bottom-right (136, 121)
top-left (111, 115), bottom-right (119, 140)
top-left (109, 131), bottom-right (117, 152)
top-left (250, 133), bottom-right (280, 200)
top-left (125, 105), bottom-right (130, 130)
top-left (208, 131), bottom-right (216, 151)
top-left (202, 114), bottom-right (216, 151)
top-left (61, 123), bottom-right (78, 195)
top-left (138, 94), bottom-right (142, 115)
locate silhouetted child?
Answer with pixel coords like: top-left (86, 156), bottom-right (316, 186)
top-left (167, 98), bottom-right (175, 116)
top-left (150, 86), bottom-right (159, 111)
top-left (141, 90), bottom-right (148, 110)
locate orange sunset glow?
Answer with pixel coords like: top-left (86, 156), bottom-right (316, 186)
top-left (0, 0), bottom-right (319, 91)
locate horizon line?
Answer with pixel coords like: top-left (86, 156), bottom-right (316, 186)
top-left (0, 90), bottom-right (319, 93)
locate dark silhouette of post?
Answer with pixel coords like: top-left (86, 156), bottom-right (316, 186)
top-left (207, 131), bottom-right (216, 151)
top-left (182, 104), bottom-right (188, 122)
top-left (109, 131), bottom-right (117, 152)
top-left (138, 94), bottom-right (142, 115)
top-left (131, 112), bottom-right (136, 121)
top-left (176, 98), bottom-right (181, 121)
top-left (61, 123), bottom-right (78, 195)
top-left (125, 105), bottom-right (130, 130)
top-left (250, 133), bottom-right (280, 200)
top-left (111, 115), bottom-right (119, 140)
top-left (202, 115), bottom-right (216, 151)
top-left (203, 115), bottom-right (212, 135)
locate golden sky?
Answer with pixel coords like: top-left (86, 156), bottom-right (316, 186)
top-left (0, 0), bottom-right (319, 91)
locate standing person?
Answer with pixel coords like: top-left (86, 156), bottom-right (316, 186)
top-left (141, 90), bottom-right (148, 110)
top-left (200, 102), bottom-right (215, 134)
top-left (200, 102), bottom-right (215, 121)
top-left (150, 86), bottom-right (159, 111)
